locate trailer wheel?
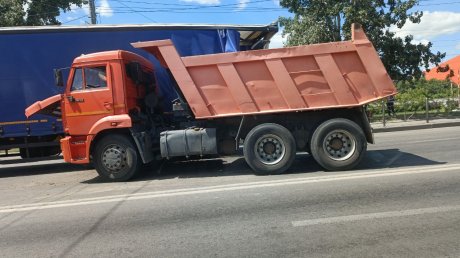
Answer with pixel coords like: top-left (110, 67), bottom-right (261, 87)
top-left (310, 118), bottom-right (366, 171)
top-left (93, 134), bottom-right (141, 182)
top-left (244, 123), bottom-right (296, 175)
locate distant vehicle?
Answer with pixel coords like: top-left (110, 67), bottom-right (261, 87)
top-left (27, 24), bottom-right (396, 181)
top-left (0, 23), bottom-right (276, 158)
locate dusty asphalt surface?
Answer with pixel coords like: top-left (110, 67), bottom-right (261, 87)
top-left (0, 127), bottom-right (459, 257)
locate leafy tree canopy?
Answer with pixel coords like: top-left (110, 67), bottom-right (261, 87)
top-left (0, 0), bottom-right (87, 26)
top-left (279, 0), bottom-right (445, 82)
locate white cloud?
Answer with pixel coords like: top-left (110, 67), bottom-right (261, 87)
top-left (180, 0), bottom-right (220, 5)
top-left (69, 0), bottom-right (112, 20)
top-left (455, 42), bottom-right (460, 50)
top-left (412, 39), bottom-right (430, 45)
top-left (390, 11), bottom-right (460, 41)
top-left (70, 3), bottom-right (89, 15)
top-left (269, 30), bottom-right (287, 49)
top-left (273, 0), bottom-right (280, 6)
top-left (238, 0), bottom-right (250, 10)
top-left (97, 0), bottom-right (113, 17)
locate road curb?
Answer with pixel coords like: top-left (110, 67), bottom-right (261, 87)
top-left (372, 121), bottom-right (460, 133)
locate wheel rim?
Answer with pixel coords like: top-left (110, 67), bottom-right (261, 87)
top-left (101, 144), bottom-right (127, 173)
top-left (254, 134), bottom-right (286, 165)
top-left (322, 129), bottom-right (356, 161)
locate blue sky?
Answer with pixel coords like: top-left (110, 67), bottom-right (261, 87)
top-left (58, 0), bottom-right (460, 61)
top-left (60, 0), bottom-right (286, 25)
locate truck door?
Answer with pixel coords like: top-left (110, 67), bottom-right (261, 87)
top-left (63, 64), bottom-right (114, 135)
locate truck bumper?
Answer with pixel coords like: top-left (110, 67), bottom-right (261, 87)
top-left (60, 135), bottom-right (93, 164)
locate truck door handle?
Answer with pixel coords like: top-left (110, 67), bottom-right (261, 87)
top-left (104, 102), bottom-right (113, 110)
top-left (67, 96), bottom-right (84, 103)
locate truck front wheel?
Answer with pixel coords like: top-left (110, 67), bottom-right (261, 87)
top-left (244, 123), bottom-right (296, 175)
top-left (310, 118), bottom-right (366, 171)
top-left (93, 134), bottom-right (141, 182)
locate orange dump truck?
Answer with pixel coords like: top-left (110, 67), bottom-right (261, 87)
top-left (26, 24), bottom-right (396, 181)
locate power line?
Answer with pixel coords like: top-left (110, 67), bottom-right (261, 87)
top-left (100, 0), bottom-right (278, 13)
top-left (61, 0), bottom-right (282, 20)
top-left (62, 15), bottom-right (88, 24)
top-left (97, 6), bottom-right (281, 11)
top-left (97, 9), bottom-right (284, 14)
top-left (108, 0), bottom-right (273, 8)
top-left (431, 38), bottom-right (460, 42)
top-left (96, 8), bottom-right (284, 13)
top-left (111, 0), bottom-right (157, 23)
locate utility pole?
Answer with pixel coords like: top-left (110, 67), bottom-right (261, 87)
top-left (89, 0), bottom-right (97, 24)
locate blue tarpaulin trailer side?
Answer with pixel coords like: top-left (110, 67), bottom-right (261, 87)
top-left (0, 24), bottom-right (277, 157)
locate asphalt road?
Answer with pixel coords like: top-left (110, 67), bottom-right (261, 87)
top-left (0, 127), bottom-right (459, 257)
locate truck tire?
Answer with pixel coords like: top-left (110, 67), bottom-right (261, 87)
top-left (310, 118), bottom-right (366, 171)
top-left (93, 134), bottom-right (141, 182)
top-left (243, 123), bottom-right (296, 175)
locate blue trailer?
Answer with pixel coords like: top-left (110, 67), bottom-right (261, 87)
top-left (0, 23), bottom-right (277, 158)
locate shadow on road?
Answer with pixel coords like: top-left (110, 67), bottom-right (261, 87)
top-left (82, 149), bottom-right (445, 183)
top-left (0, 156), bottom-right (87, 178)
top-left (0, 155), bottom-right (63, 165)
top-left (0, 148), bottom-right (445, 181)
top-left (360, 149), bottom-right (445, 169)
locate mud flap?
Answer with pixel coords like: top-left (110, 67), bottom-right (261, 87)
top-left (361, 106), bottom-right (374, 144)
top-left (130, 130), bottom-right (154, 164)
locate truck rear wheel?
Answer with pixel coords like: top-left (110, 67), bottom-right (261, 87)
top-left (243, 123), bottom-right (296, 175)
top-left (310, 118), bottom-right (366, 171)
top-left (93, 134), bottom-right (141, 182)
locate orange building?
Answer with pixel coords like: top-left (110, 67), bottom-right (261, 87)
top-left (425, 55), bottom-right (460, 86)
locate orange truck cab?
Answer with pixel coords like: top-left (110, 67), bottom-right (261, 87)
top-left (26, 24), bottom-right (396, 182)
top-left (27, 50), bottom-right (159, 180)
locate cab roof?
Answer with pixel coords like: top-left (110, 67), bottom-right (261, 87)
top-left (73, 50), bottom-right (152, 69)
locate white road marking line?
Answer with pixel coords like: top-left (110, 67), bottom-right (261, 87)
top-left (292, 204), bottom-right (460, 227)
top-left (0, 163), bottom-right (459, 214)
top-left (408, 137), bottom-right (460, 144)
top-left (375, 137), bottom-right (460, 147)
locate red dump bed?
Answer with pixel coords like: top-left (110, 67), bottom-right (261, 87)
top-left (132, 24), bottom-right (396, 119)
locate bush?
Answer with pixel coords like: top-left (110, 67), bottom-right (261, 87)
top-left (393, 79), bottom-right (458, 113)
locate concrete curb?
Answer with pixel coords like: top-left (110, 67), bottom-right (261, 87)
top-left (372, 121), bottom-right (460, 133)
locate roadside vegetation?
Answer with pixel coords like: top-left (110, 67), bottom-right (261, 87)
top-left (278, 0), bottom-right (459, 122)
top-left (0, 0), bottom-right (86, 26)
top-left (368, 79), bottom-right (460, 121)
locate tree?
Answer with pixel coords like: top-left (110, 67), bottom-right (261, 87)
top-left (0, 0), bottom-right (87, 26)
top-left (279, 0), bottom-right (445, 82)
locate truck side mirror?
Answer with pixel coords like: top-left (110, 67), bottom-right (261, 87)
top-left (54, 69), bottom-right (64, 87)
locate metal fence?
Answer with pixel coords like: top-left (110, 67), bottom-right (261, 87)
top-left (367, 97), bottom-right (460, 125)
